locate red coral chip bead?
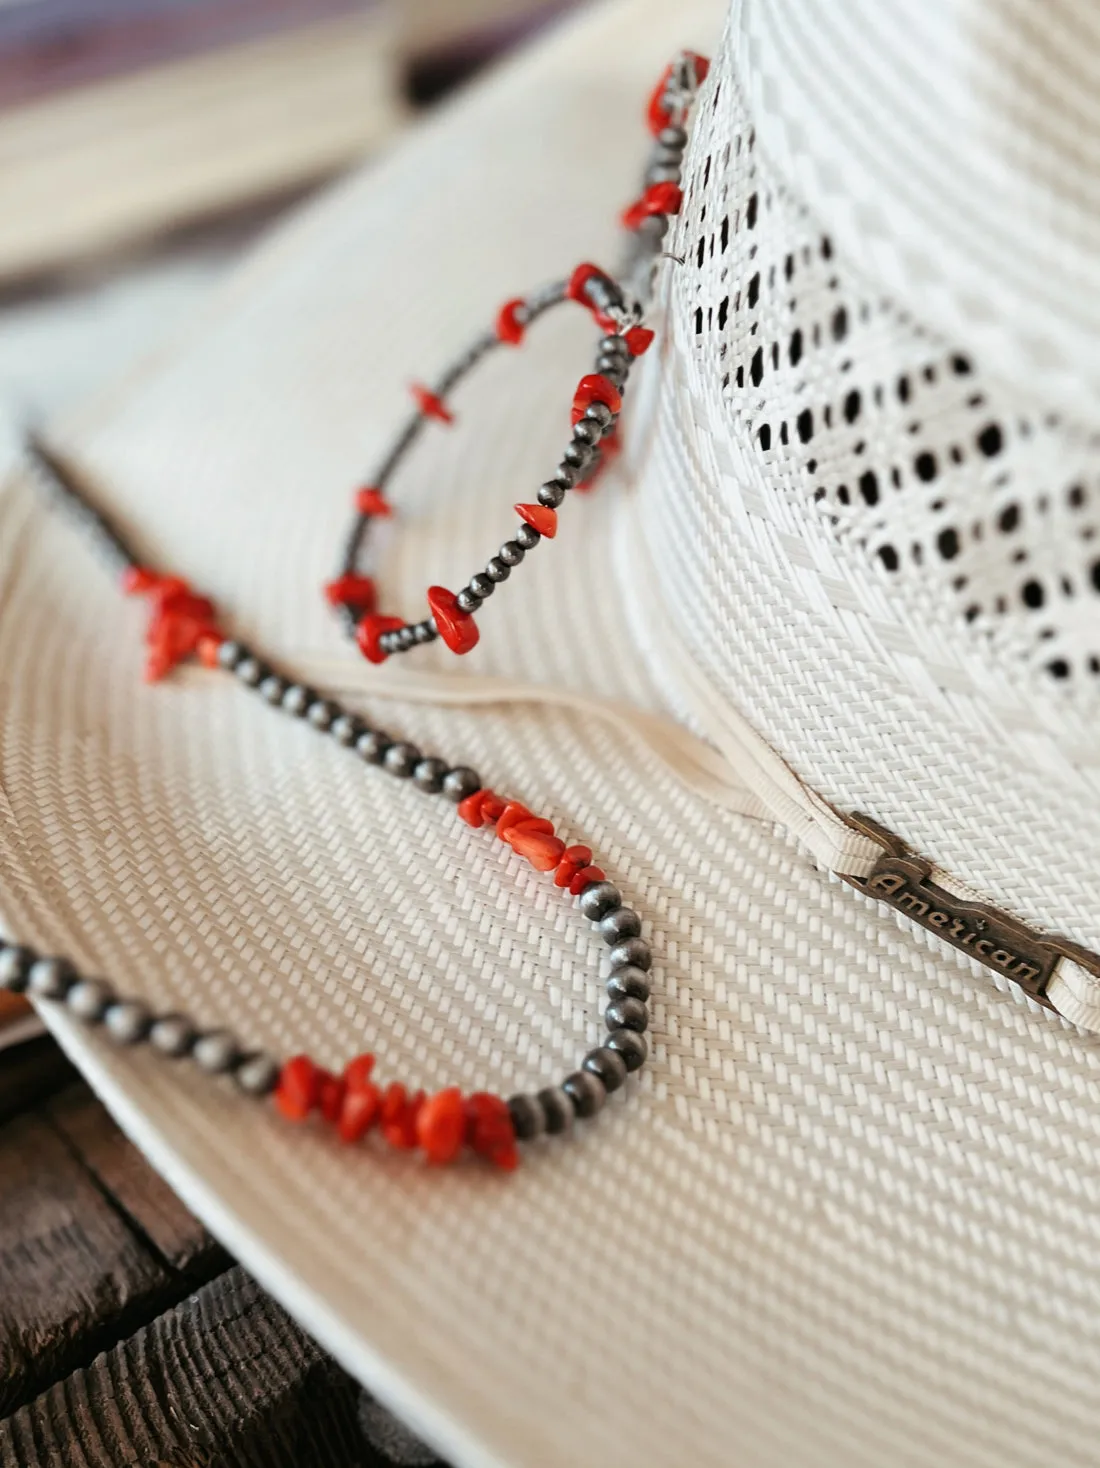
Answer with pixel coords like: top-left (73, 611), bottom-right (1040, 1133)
top-left (356, 613), bottom-right (406, 664)
top-left (121, 565), bottom-right (160, 595)
top-left (324, 573), bottom-right (376, 611)
top-left (457, 789), bottom-right (493, 827)
top-left (621, 182), bottom-right (683, 231)
top-left (273, 1055), bottom-right (320, 1122)
top-left (624, 325), bottom-right (655, 356)
top-left (646, 52), bottom-right (709, 134)
top-left (355, 486), bottom-right (393, 517)
top-left (381, 1084), bottom-right (425, 1150)
top-left (564, 262), bottom-right (619, 332)
top-left (495, 298), bottom-right (527, 345)
top-left (514, 502), bottom-right (558, 539)
top-left (495, 802), bottom-right (535, 836)
top-left (318, 1070), bottom-right (346, 1125)
top-left (196, 633), bottom-right (224, 668)
top-left (411, 383), bottom-right (454, 423)
top-left (343, 1053), bottom-right (376, 1091)
top-left (465, 1093), bottom-right (519, 1171)
top-left (417, 1087), bottom-right (466, 1164)
top-left (570, 865), bottom-right (606, 896)
top-left (427, 586), bottom-right (480, 655)
top-left (337, 1082), bottom-right (381, 1144)
top-left (571, 373), bottom-right (622, 425)
top-left (481, 793), bottom-right (507, 824)
top-left (554, 845), bottom-right (593, 887)
top-left (505, 828), bottom-right (566, 871)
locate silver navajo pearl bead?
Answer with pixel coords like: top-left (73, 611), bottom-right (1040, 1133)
top-left (442, 767), bottom-right (481, 803)
top-left (234, 1052), bottom-right (281, 1097)
top-left (485, 556), bottom-right (511, 582)
top-left (579, 881), bottom-right (621, 921)
top-left (104, 999), bottom-right (152, 1045)
top-left (638, 213), bottom-right (668, 241)
top-left (150, 1013), bottom-right (196, 1057)
top-left (584, 401), bottom-right (615, 429)
top-left (27, 957), bottom-right (76, 1000)
top-left (599, 334), bottom-right (630, 358)
top-left (507, 1094), bottom-right (546, 1141)
top-left (514, 523), bottom-right (541, 550)
top-left (537, 1087), bottom-right (574, 1135)
top-left (383, 742), bottom-right (420, 778)
top-left (594, 361), bottom-right (627, 387)
top-left (554, 461), bottom-right (581, 488)
top-left (455, 588), bottom-right (481, 614)
top-left (608, 937), bottom-right (652, 972)
top-left (66, 978), bottom-right (115, 1023)
top-left (563, 1069), bottom-right (606, 1118)
top-left (537, 481), bottom-right (566, 509)
top-left (469, 573), bottom-right (495, 601)
top-left (307, 699), bottom-right (336, 731)
top-left (412, 757), bottom-right (447, 794)
top-left (499, 540), bottom-right (525, 566)
top-left (583, 1046), bottom-right (628, 1093)
top-left (193, 1029), bottom-right (240, 1074)
top-left (0, 945), bottom-right (32, 992)
top-left (216, 640), bottom-right (245, 671)
top-left (235, 656), bottom-right (264, 687)
top-left (658, 124), bottom-right (688, 147)
top-left (605, 996), bottom-right (649, 1033)
top-left (607, 1027), bottom-right (648, 1073)
top-left (600, 908), bottom-right (642, 945)
top-left (572, 419), bottom-right (602, 448)
top-left (413, 621), bottom-right (437, 644)
top-left (259, 674), bottom-right (287, 705)
top-left (646, 163), bottom-right (683, 186)
top-left (329, 714), bottom-right (360, 746)
top-left (356, 729), bottom-right (391, 764)
top-left (282, 684), bottom-right (313, 717)
top-left (562, 442), bottom-right (595, 472)
top-left (607, 966), bottom-right (650, 1002)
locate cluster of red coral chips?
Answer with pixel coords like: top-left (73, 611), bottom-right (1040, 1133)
top-left (271, 1053), bottom-right (518, 1169)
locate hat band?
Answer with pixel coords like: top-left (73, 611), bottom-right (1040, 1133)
top-left (614, 445), bottom-right (1100, 1033)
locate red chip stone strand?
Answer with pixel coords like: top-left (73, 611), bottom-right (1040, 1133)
top-left (122, 566), bottom-right (224, 682)
top-left (272, 1052), bottom-right (518, 1169)
top-left (565, 262), bottom-right (621, 332)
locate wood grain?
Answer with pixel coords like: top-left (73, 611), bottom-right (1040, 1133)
top-left (0, 1035), bottom-right (77, 1128)
top-left (0, 1083), bottom-right (224, 1416)
top-left (0, 1267), bottom-right (371, 1468)
top-left (46, 1084), bottom-right (226, 1281)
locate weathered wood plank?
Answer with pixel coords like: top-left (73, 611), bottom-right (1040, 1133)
top-left (45, 1084), bottom-right (226, 1280)
top-left (0, 1267), bottom-right (377, 1468)
top-left (0, 1086), bottom-right (225, 1415)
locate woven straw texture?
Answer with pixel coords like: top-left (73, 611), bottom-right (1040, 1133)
top-left (2, 3), bottom-right (1100, 1466)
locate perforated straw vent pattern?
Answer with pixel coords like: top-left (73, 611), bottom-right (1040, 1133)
top-left (676, 72), bottom-right (1100, 694)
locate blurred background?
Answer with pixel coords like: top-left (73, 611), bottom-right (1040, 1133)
top-left (0, 0), bottom-right (581, 469)
top-left (0, 0), bottom-right (581, 1052)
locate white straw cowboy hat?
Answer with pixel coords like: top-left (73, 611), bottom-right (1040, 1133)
top-left (4, 0), bottom-right (1100, 1464)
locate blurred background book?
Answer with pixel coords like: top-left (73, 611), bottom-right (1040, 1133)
top-left (0, 0), bottom-right (578, 285)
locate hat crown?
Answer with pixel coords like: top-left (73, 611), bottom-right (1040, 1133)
top-left (626, 0), bottom-right (1100, 946)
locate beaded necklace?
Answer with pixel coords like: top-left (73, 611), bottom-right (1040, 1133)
top-left (8, 52), bottom-right (708, 1172)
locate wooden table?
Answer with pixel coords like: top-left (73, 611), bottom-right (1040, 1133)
top-left (0, 1036), bottom-right (450, 1468)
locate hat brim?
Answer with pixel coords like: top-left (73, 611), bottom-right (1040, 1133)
top-left (4, 2), bottom-right (1100, 1466)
